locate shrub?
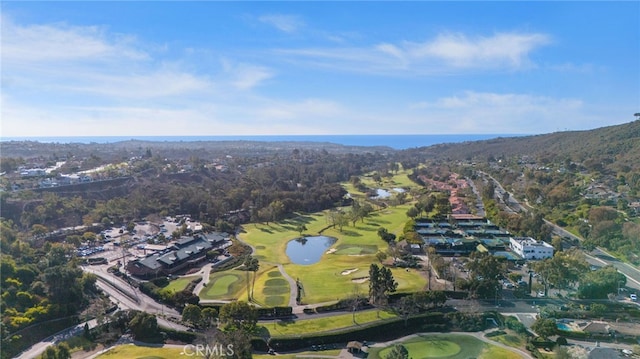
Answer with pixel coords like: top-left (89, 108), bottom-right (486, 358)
top-left (163, 328), bottom-right (196, 343)
top-left (152, 277), bottom-right (169, 287)
top-left (504, 315), bottom-right (528, 335)
top-left (256, 306), bottom-right (293, 319)
top-left (486, 330), bottom-right (507, 337)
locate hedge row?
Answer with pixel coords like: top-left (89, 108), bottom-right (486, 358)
top-left (254, 312), bottom-right (452, 351)
top-left (162, 327), bottom-right (197, 343)
top-left (256, 306), bottom-right (293, 319)
top-left (313, 298), bottom-right (371, 313)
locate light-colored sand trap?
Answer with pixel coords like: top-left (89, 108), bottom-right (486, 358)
top-left (352, 276), bottom-right (369, 283)
top-left (326, 248), bottom-right (337, 254)
top-left (341, 268), bottom-right (358, 275)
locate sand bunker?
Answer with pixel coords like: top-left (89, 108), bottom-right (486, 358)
top-left (326, 248), bottom-right (337, 254)
top-left (341, 268), bottom-right (358, 275)
top-left (352, 276), bottom-right (369, 284)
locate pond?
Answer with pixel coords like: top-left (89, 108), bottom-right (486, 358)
top-left (372, 188), bottom-right (405, 199)
top-left (286, 236), bottom-right (337, 265)
top-left (373, 189), bottom-right (391, 199)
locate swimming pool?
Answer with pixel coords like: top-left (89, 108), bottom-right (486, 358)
top-left (557, 323), bottom-right (572, 331)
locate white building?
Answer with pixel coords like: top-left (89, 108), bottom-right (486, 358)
top-left (509, 237), bottom-right (554, 260)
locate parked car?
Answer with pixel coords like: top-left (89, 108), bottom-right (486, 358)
top-left (630, 294), bottom-right (637, 301)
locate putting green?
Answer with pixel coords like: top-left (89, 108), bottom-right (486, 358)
top-left (252, 267), bottom-right (290, 307)
top-left (378, 340), bottom-right (460, 358)
top-left (200, 272), bottom-right (244, 300)
top-left (369, 334), bottom-right (524, 359)
top-left (265, 278), bottom-right (288, 286)
top-left (263, 286), bottom-right (289, 295)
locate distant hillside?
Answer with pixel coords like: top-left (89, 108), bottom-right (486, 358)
top-left (413, 120), bottom-right (640, 172)
top-left (0, 139), bottom-right (393, 160)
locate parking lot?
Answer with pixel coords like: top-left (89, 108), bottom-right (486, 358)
top-left (79, 216), bottom-right (200, 265)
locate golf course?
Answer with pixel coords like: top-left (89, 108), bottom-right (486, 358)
top-left (236, 169), bottom-right (428, 304)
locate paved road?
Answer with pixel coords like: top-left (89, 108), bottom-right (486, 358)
top-left (478, 171), bottom-right (527, 214)
top-left (15, 319), bottom-right (98, 359)
top-left (83, 265), bottom-right (182, 320)
top-left (466, 176), bottom-right (486, 217)
top-left (585, 248), bottom-right (640, 292)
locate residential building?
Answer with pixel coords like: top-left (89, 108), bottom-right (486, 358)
top-left (509, 237), bottom-right (554, 260)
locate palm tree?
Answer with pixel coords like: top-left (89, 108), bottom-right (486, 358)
top-left (244, 256), bottom-right (260, 301)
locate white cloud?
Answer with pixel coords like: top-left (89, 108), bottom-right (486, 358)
top-left (276, 31), bottom-right (551, 75)
top-left (258, 14), bottom-right (304, 33)
top-left (1, 15), bottom-right (284, 137)
top-left (408, 32), bottom-right (550, 68)
top-left (1, 16), bottom-right (147, 64)
top-left (221, 61), bottom-right (274, 90)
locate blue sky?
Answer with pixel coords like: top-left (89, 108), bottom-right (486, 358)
top-left (1, 1), bottom-right (639, 137)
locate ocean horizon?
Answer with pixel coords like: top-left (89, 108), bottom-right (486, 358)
top-left (1, 134), bottom-right (522, 150)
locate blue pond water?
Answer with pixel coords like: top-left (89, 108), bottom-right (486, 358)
top-left (286, 236), bottom-right (337, 265)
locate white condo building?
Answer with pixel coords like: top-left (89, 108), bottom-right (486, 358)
top-left (509, 237), bottom-right (554, 260)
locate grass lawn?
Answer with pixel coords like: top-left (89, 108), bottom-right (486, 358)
top-left (161, 275), bottom-right (199, 294)
top-left (96, 344), bottom-right (184, 358)
top-left (200, 270), bottom-right (246, 300)
top-left (369, 334), bottom-right (524, 359)
top-left (262, 309), bottom-right (396, 337)
top-left (487, 331), bottom-right (526, 349)
top-left (254, 349), bottom-right (342, 359)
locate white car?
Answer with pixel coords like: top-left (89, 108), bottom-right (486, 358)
top-left (537, 291), bottom-right (545, 297)
top-left (630, 294), bottom-right (637, 301)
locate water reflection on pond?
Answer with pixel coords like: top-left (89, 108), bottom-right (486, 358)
top-left (286, 236), bottom-right (337, 265)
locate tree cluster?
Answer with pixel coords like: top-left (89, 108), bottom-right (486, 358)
top-left (368, 264), bottom-right (398, 306)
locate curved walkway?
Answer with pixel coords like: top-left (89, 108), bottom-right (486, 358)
top-left (275, 262), bottom-right (299, 308)
top-left (233, 228), bottom-right (300, 309)
top-left (193, 263), bottom-right (213, 296)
